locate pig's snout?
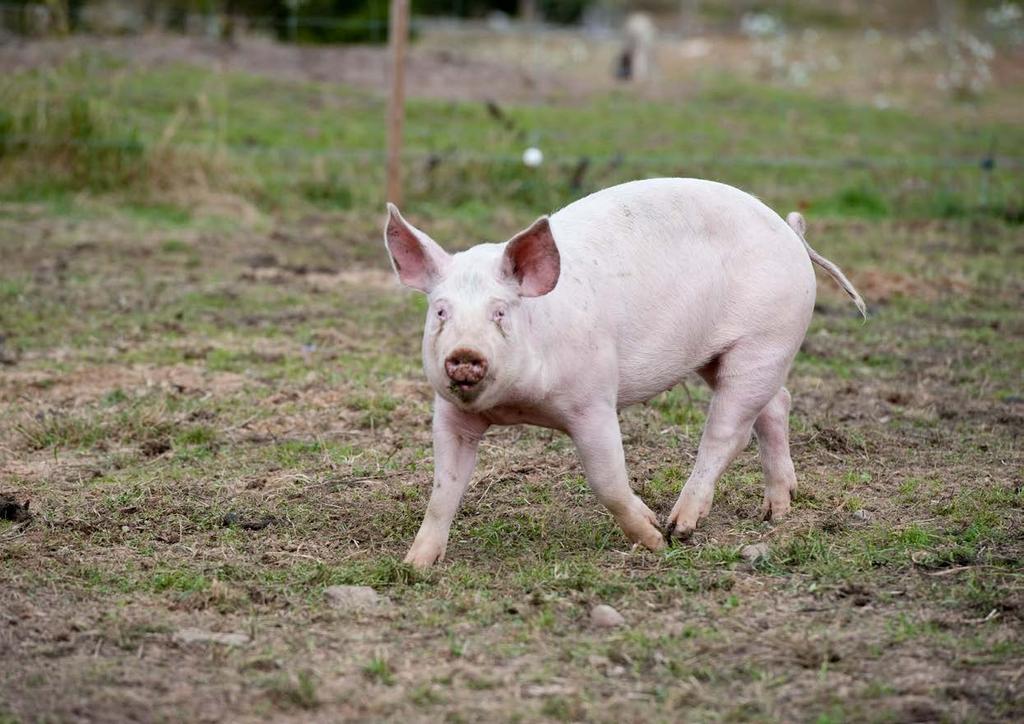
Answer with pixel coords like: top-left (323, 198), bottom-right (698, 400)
top-left (445, 349), bottom-right (489, 388)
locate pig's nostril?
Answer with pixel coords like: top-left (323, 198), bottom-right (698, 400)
top-left (445, 349), bottom-right (488, 386)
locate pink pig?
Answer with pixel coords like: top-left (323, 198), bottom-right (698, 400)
top-left (384, 178), bottom-right (865, 568)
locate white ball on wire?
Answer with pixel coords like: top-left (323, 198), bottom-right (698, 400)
top-left (522, 147), bottom-right (544, 167)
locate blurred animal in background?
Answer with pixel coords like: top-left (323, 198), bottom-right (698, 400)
top-left (616, 12), bottom-right (657, 82)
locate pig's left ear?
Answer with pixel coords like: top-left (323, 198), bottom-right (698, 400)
top-left (502, 216), bottom-right (560, 297)
top-left (384, 203), bottom-right (451, 293)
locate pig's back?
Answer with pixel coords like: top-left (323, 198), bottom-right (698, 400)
top-left (545, 178), bottom-right (815, 405)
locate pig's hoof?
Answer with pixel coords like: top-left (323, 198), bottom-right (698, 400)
top-left (666, 523), bottom-right (697, 544)
top-left (664, 497), bottom-right (711, 544)
top-left (618, 501), bottom-right (666, 552)
top-left (640, 530), bottom-right (667, 552)
top-left (761, 488), bottom-right (794, 521)
top-left (403, 541), bottom-right (446, 569)
top-left (663, 513), bottom-right (700, 544)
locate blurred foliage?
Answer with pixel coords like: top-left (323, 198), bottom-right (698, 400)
top-left (1, 0), bottom-right (598, 42)
top-left (2, 1), bottom-right (1020, 43)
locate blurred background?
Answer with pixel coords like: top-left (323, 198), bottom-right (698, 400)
top-left (0, 0), bottom-right (1020, 229)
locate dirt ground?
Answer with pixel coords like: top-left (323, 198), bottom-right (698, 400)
top-left (1, 25), bottom-right (1023, 724)
top-left (2, 192), bottom-right (1022, 723)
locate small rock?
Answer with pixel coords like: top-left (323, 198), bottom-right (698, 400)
top-left (852, 509), bottom-right (873, 522)
top-left (324, 585), bottom-right (388, 612)
top-left (173, 628), bottom-right (250, 647)
top-left (590, 604), bottom-right (625, 628)
top-left (741, 543), bottom-right (770, 563)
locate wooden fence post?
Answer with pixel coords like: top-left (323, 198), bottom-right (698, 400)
top-left (386, 0), bottom-right (410, 205)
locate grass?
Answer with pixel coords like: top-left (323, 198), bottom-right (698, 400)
top-left (363, 656), bottom-right (396, 686)
top-left (1, 54), bottom-right (1021, 226)
top-left (1, 27), bottom-right (1023, 724)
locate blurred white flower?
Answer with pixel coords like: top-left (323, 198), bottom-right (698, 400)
top-left (740, 13), bottom-right (782, 38)
top-left (936, 31), bottom-right (995, 99)
top-left (985, 3), bottom-right (1022, 27)
top-left (522, 147), bottom-right (543, 167)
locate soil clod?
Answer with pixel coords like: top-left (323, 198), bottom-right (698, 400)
top-left (173, 628), bottom-right (251, 647)
top-left (741, 543), bottom-right (770, 564)
top-left (324, 585), bottom-right (389, 613)
top-left (0, 493), bottom-right (31, 523)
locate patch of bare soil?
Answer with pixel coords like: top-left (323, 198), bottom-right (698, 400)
top-left (852, 267), bottom-right (973, 304)
top-left (0, 364), bottom-right (248, 405)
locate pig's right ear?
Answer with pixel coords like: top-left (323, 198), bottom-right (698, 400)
top-left (384, 203), bottom-right (451, 293)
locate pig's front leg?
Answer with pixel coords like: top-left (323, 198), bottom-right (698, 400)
top-left (569, 405), bottom-right (666, 552)
top-left (404, 396), bottom-right (489, 569)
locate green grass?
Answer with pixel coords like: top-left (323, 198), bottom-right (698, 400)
top-left (264, 670), bottom-right (320, 710)
top-left (1, 56), bottom-right (1021, 224)
top-left (363, 656), bottom-right (396, 686)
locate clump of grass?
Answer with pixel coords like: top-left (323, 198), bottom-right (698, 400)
top-left (651, 384), bottom-right (706, 430)
top-left (327, 556), bottom-right (420, 587)
top-left (160, 238), bottom-right (190, 254)
top-left (540, 695), bottom-right (585, 721)
top-left (813, 183), bottom-right (890, 218)
top-left (0, 64), bottom-right (240, 203)
top-left (349, 393), bottom-right (399, 429)
top-left (363, 655), bottom-right (395, 686)
top-left (266, 670), bottom-right (319, 710)
top-left (298, 166), bottom-right (354, 209)
top-left (15, 412), bottom-right (107, 451)
top-left (14, 396), bottom-right (184, 453)
top-left (149, 568), bottom-right (210, 594)
top-left (0, 91), bottom-right (145, 191)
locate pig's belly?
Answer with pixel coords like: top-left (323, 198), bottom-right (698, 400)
top-left (614, 340), bottom-right (717, 409)
top-left (606, 279), bottom-right (732, 409)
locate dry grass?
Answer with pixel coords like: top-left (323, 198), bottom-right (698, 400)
top-left (1, 23), bottom-right (1023, 722)
top-left (1, 199), bottom-right (1021, 721)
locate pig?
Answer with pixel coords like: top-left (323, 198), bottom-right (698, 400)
top-left (383, 178), bottom-right (865, 568)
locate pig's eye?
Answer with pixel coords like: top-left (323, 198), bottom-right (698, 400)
top-left (436, 307), bottom-right (449, 322)
top-left (491, 307), bottom-right (506, 323)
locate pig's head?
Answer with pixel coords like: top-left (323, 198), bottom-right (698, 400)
top-left (383, 204), bottom-right (560, 410)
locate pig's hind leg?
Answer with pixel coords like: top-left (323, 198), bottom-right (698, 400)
top-left (754, 387), bottom-right (797, 520)
top-left (666, 344), bottom-right (795, 540)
